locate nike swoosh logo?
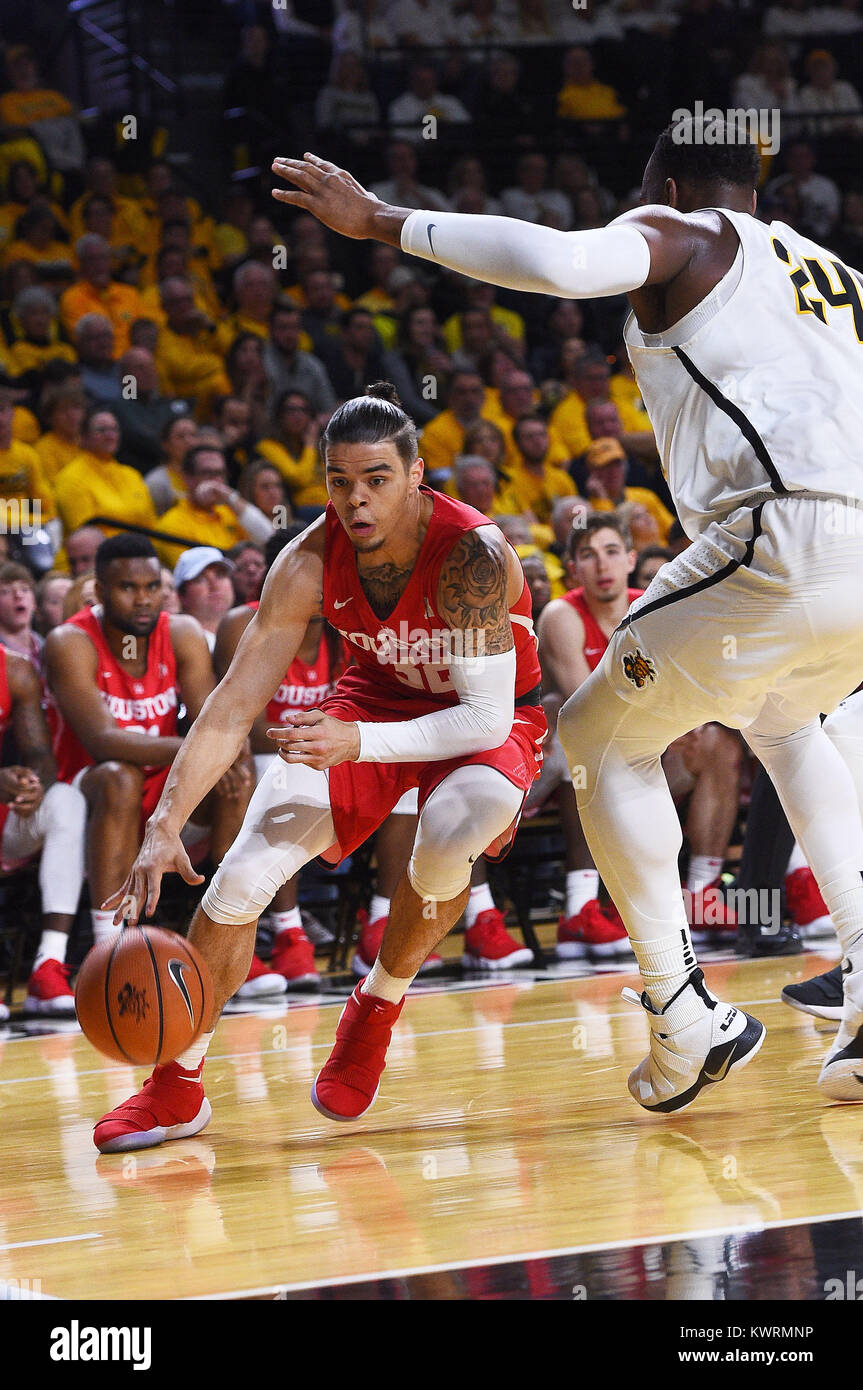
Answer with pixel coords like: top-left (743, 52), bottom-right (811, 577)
top-left (855, 1073), bottom-right (863, 1084)
top-left (168, 958), bottom-right (195, 1027)
top-left (427, 222), bottom-right (437, 255)
top-left (704, 1054), bottom-right (734, 1083)
top-left (843, 959), bottom-right (853, 976)
top-left (333, 598), bottom-right (353, 610)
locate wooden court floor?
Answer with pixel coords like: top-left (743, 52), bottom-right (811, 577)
top-left (1, 948), bottom-right (861, 1300)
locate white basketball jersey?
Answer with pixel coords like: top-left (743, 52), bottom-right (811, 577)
top-left (624, 208), bottom-right (863, 538)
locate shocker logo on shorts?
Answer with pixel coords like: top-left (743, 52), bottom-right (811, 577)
top-left (622, 648), bottom-right (657, 689)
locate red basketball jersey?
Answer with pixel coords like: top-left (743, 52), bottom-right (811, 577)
top-left (246, 602), bottom-right (340, 720)
top-left (52, 607), bottom-right (180, 783)
top-left (322, 486), bottom-right (542, 718)
top-left (560, 587), bottom-right (644, 671)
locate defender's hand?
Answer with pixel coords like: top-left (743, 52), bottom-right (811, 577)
top-left (102, 821), bottom-right (205, 925)
top-left (272, 153), bottom-right (383, 240)
top-left (267, 710), bottom-right (361, 770)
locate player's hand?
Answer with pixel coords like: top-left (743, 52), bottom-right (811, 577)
top-left (0, 766), bottom-right (41, 812)
top-left (272, 153), bottom-right (382, 239)
top-left (102, 821), bottom-right (205, 926)
top-left (267, 710), bottom-right (361, 769)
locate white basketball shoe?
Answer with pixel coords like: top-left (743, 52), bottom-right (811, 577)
top-left (817, 957), bottom-right (863, 1102)
top-left (623, 967), bottom-right (766, 1114)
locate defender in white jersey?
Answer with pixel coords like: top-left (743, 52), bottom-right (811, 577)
top-left (273, 122), bottom-right (863, 1112)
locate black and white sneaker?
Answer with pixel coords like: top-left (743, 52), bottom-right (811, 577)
top-left (735, 919), bottom-right (803, 958)
top-left (623, 967), bottom-right (766, 1114)
top-left (818, 958), bottom-right (863, 1102)
top-left (781, 965), bottom-right (843, 1021)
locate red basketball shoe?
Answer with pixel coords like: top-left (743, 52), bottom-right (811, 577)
top-left (351, 910), bottom-right (443, 978)
top-left (93, 1059), bottom-right (211, 1153)
top-left (556, 909), bottom-right (590, 959)
top-left (462, 908), bottom-right (532, 970)
top-left (686, 881), bottom-right (737, 943)
top-left (232, 953), bottom-right (287, 999)
top-left (312, 984), bottom-right (404, 1121)
top-left (25, 959), bottom-right (76, 1015)
top-left (785, 867), bottom-right (833, 940)
top-left (570, 899), bottom-right (632, 959)
top-left (270, 927), bottom-right (320, 990)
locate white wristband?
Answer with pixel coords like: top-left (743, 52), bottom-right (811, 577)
top-left (357, 647), bottom-right (517, 763)
top-left (400, 210), bottom-right (651, 299)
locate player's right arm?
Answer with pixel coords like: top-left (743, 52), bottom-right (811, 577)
top-left (106, 525), bottom-right (325, 921)
top-left (536, 599), bottom-right (592, 699)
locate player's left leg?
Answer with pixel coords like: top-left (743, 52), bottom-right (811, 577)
top-left (312, 764), bottom-right (526, 1121)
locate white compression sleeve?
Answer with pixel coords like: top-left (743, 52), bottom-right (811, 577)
top-left (357, 647), bottom-right (516, 763)
top-left (400, 211), bottom-right (651, 299)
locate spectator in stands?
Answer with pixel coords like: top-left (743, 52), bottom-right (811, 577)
top-left (61, 571), bottom-right (97, 617)
top-left (446, 155), bottom-right (501, 216)
top-left (128, 316), bottom-right (160, 357)
top-left (54, 406), bottom-right (157, 539)
top-left (501, 152), bottom-right (573, 229)
top-left (317, 307), bottom-right (388, 399)
top-left (765, 139), bottom-right (842, 240)
top-left (370, 140), bottom-right (451, 212)
top-left (473, 55), bottom-right (540, 180)
top-left (113, 348), bottom-right (191, 475)
top-left (390, 303), bottom-right (451, 416)
top-left (0, 159), bottom-right (68, 256)
top-left (64, 525), bottom-right (103, 578)
top-left (155, 276), bottom-right (230, 410)
top-left (418, 369), bottom-right (493, 481)
top-left (797, 48), bottom-right (863, 138)
top-left (0, 202), bottom-right (74, 284)
top-left (616, 498), bottom-right (662, 550)
top-left (5, 286), bottom-right (77, 385)
top-left (633, 543), bottom-right (673, 589)
top-left (556, 46), bottom-right (626, 123)
top-left (763, 0), bottom-right (821, 38)
top-left (355, 243), bottom-right (401, 316)
top-left (582, 437), bottom-right (674, 541)
top-left (450, 454), bottom-right (500, 516)
top-left (173, 545), bottom-right (237, 650)
top-left (264, 300), bottom-right (337, 417)
top-left (530, 301), bottom-right (585, 385)
top-left (224, 332), bottom-right (269, 439)
top-left (155, 442), bottom-right (274, 569)
top-left (211, 394), bottom-right (256, 480)
top-left (256, 390), bottom-right (327, 510)
top-left (462, 417), bottom-right (509, 486)
top-left (73, 313), bottom-right (122, 404)
top-left (443, 278), bottom-right (526, 358)
top-left (60, 235), bottom-right (144, 356)
top-left (144, 414), bottom-right (200, 516)
top-left (237, 458), bottom-right (291, 528)
top-left (35, 572), bottom-right (73, 634)
top-left (549, 494), bottom-right (591, 559)
top-left (315, 52), bottom-right (382, 148)
top-left (0, 45), bottom-right (86, 180)
top-left (297, 268), bottom-right (353, 353)
top-left (34, 384), bottom-right (85, 485)
top-left (159, 565), bottom-right (180, 613)
top-left (520, 551), bottom-right (552, 621)
top-left (0, 561), bottom-right (42, 664)
top-left (0, 387), bottom-right (56, 532)
top-left (581, 398), bottom-right (665, 498)
top-left (551, 347), bottom-right (655, 460)
top-left (67, 156), bottom-right (146, 248)
top-left (226, 540), bottom-right (267, 605)
top-left (217, 261), bottom-right (280, 356)
top-left (501, 414), bottom-right (576, 524)
top-left (732, 42), bottom-right (799, 119)
top-left (456, 0), bottom-right (516, 43)
top-left (388, 0), bottom-right (450, 46)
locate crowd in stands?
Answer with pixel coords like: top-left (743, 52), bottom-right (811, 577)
top-left (0, 0), bottom-right (858, 1012)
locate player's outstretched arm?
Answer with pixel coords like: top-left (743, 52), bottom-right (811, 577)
top-left (272, 154), bottom-right (702, 299)
top-left (105, 529), bottom-right (325, 922)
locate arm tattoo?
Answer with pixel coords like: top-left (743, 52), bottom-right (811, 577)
top-left (359, 562), bottom-right (413, 621)
top-left (437, 530), bottom-right (513, 655)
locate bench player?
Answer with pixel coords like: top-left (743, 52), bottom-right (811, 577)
top-left (269, 125), bottom-right (863, 1111)
top-left (94, 384), bottom-right (546, 1150)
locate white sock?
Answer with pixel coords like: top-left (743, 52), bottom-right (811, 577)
top-left (361, 959), bottom-right (414, 1004)
top-left (686, 855), bottom-right (723, 894)
top-left (90, 909), bottom-right (117, 943)
top-left (465, 882), bottom-right (495, 927)
top-left (566, 869), bottom-right (599, 917)
top-left (631, 928), bottom-right (698, 1008)
top-left (368, 895), bottom-right (390, 924)
top-left (271, 908), bottom-right (302, 936)
top-left (824, 880), bottom-right (863, 961)
top-left (175, 1030), bottom-right (214, 1072)
top-left (785, 841), bottom-right (808, 878)
top-left (33, 928), bottom-right (68, 971)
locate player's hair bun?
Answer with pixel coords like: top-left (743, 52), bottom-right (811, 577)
top-left (365, 380), bottom-right (402, 408)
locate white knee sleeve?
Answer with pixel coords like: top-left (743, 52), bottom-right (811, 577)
top-left (408, 764), bottom-right (524, 903)
top-left (0, 781), bottom-right (88, 916)
top-left (824, 692), bottom-right (863, 821)
top-left (202, 758), bottom-right (335, 925)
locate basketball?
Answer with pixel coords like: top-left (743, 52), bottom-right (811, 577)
top-left (75, 927), bottom-right (214, 1066)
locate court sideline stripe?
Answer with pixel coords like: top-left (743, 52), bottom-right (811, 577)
top-left (0, 1233), bottom-right (102, 1252)
top-left (191, 1206), bottom-right (863, 1299)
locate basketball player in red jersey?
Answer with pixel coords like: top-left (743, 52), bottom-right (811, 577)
top-left (538, 514), bottom-right (741, 952)
top-left (94, 384), bottom-right (546, 1151)
top-left (0, 647), bottom-right (87, 1021)
top-left (45, 534), bottom-right (254, 967)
